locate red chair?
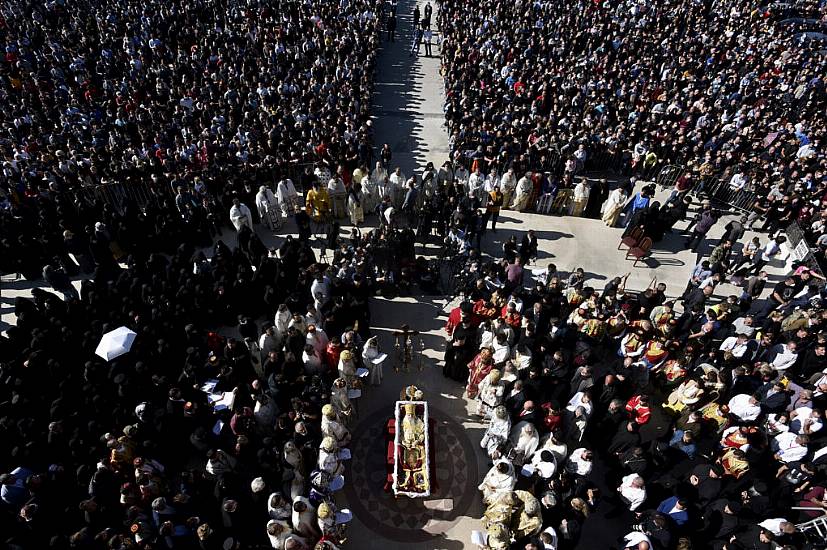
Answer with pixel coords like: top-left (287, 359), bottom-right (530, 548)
top-left (618, 226), bottom-right (644, 250)
top-left (626, 237), bottom-right (653, 266)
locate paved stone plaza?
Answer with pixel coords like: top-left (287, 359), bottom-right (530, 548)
top-left (0, 2), bottom-right (796, 549)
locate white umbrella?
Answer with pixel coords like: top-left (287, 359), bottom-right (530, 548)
top-left (95, 326), bottom-right (137, 361)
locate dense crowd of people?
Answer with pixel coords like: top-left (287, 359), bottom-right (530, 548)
top-left (0, 0), bottom-right (379, 277)
top-left (432, 6), bottom-right (827, 546)
top-left (439, 0), bottom-right (827, 227)
top-left (3, 0), bottom-right (827, 549)
top-left (445, 226), bottom-right (827, 549)
top-left (0, 0), bottom-right (402, 548)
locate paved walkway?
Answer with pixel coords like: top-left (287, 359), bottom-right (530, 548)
top-left (371, 0), bottom-right (449, 178)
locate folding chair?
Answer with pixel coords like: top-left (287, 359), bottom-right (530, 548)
top-left (618, 226), bottom-right (644, 250)
top-left (627, 237), bottom-right (653, 267)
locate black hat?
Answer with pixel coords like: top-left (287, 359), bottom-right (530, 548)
top-left (726, 501), bottom-right (742, 514)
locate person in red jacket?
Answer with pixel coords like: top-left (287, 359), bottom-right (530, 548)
top-left (626, 394), bottom-right (652, 425)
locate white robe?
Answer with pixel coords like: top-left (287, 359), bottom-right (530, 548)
top-left (291, 496), bottom-right (318, 538)
top-left (478, 459), bottom-right (516, 502)
top-left (306, 329), bottom-right (329, 354)
top-left (510, 421), bottom-right (540, 463)
top-left (500, 171), bottom-right (517, 194)
top-left (276, 179), bottom-right (298, 215)
top-left (274, 307), bottom-right (291, 341)
top-left (468, 172), bottom-right (484, 197)
top-left (372, 165), bottom-right (388, 187)
top-left (477, 376), bottom-right (505, 416)
top-left (330, 386), bottom-right (353, 424)
top-left (348, 190), bottom-right (364, 225)
top-left (321, 415), bottom-right (351, 447)
top-left (361, 175), bottom-right (378, 213)
top-left (481, 416), bottom-right (511, 457)
top-left (266, 519), bottom-right (292, 549)
top-left (256, 187), bottom-right (279, 227)
top-left (362, 336), bottom-right (384, 386)
top-left (267, 495), bottom-right (292, 521)
top-left (318, 448), bottom-right (344, 476)
top-left (389, 171), bottom-right (405, 206)
top-left (328, 177), bottom-right (347, 218)
top-left (229, 203), bottom-right (253, 232)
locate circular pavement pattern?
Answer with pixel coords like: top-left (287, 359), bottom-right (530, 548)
top-left (343, 405), bottom-right (479, 542)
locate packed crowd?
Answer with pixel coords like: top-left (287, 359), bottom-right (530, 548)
top-left (0, 0), bottom-right (404, 548)
top-left (444, 233), bottom-right (827, 549)
top-left (0, 160), bottom-right (460, 550)
top-left (4, 0), bottom-right (827, 549)
top-left (436, 190), bottom-right (827, 550)
top-left (0, 0), bottom-right (379, 277)
top-left (439, 0), bottom-right (827, 215)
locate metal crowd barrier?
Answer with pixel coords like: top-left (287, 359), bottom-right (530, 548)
top-left (68, 181), bottom-right (173, 213)
top-left (657, 165), bottom-right (756, 213)
top-left (699, 176), bottom-right (756, 212)
top-left (786, 221), bottom-right (827, 284)
top-left (585, 149), bottom-right (623, 173)
top-left (656, 165), bottom-right (684, 189)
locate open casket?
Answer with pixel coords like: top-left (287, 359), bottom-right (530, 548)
top-left (392, 400), bottom-right (431, 498)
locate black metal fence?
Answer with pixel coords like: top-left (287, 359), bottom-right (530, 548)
top-left (655, 165), bottom-right (756, 212)
top-left (66, 181), bottom-right (174, 214)
top-left (656, 165), bottom-right (684, 189)
top-left (61, 162), bottom-right (319, 215)
top-left (786, 221), bottom-right (827, 284)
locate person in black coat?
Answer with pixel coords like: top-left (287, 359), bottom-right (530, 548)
top-left (756, 380), bottom-right (790, 414)
top-left (702, 499), bottom-right (743, 544)
top-left (443, 318), bottom-right (475, 381)
top-left (519, 229), bottom-right (538, 264)
top-left (514, 400), bottom-right (542, 427)
top-left (504, 380), bottom-right (528, 418)
top-left (685, 463), bottom-right (724, 506)
top-left (608, 421), bottom-right (641, 457)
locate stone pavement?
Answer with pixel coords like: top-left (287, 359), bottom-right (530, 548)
top-left (371, 0), bottom-right (449, 178)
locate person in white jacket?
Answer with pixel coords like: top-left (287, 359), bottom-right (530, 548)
top-left (728, 393), bottom-right (761, 422)
top-left (389, 167), bottom-right (406, 207)
top-left (618, 474), bottom-right (647, 511)
top-left (256, 185), bottom-right (280, 230)
top-left (229, 198), bottom-right (253, 232)
top-left (772, 432), bottom-right (809, 463)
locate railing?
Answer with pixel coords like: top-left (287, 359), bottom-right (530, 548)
top-left (585, 148), bottom-right (624, 174)
top-left (696, 175), bottom-right (756, 212)
top-left (655, 164), bottom-right (756, 212)
top-left (786, 221), bottom-right (827, 284)
top-left (66, 181), bottom-right (174, 213)
top-left (656, 165), bottom-right (684, 190)
top-left (793, 509), bottom-right (827, 544)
